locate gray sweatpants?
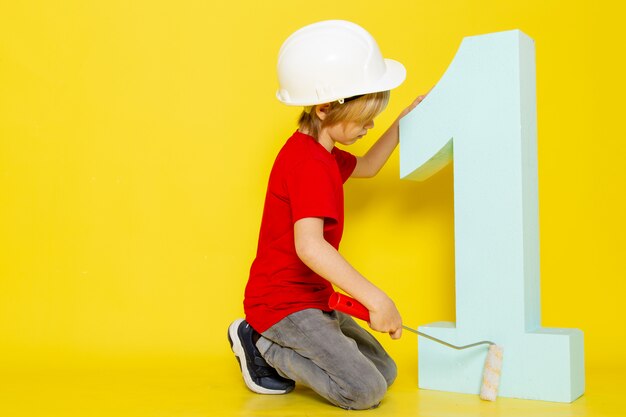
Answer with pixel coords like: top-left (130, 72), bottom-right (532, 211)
top-left (256, 308), bottom-right (397, 410)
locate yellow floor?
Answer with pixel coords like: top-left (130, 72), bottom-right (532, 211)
top-left (0, 356), bottom-right (621, 417)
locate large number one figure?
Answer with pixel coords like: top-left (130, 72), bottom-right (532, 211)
top-left (400, 30), bottom-right (584, 402)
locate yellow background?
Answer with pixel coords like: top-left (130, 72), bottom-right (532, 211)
top-left (1, 0), bottom-right (624, 410)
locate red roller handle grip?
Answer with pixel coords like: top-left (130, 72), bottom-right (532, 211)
top-left (328, 292), bottom-right (370, 322)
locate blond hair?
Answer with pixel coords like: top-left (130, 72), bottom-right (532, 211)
top-left (298, 91), bottom-right (390, 139)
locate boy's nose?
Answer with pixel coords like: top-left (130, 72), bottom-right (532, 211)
top-left (365, 120), bottom-right (375, 129)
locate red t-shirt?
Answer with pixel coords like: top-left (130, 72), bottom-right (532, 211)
top-left (244, 130), bottom-right (357, 333)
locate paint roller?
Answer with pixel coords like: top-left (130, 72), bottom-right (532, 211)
top-left (328, 291), bottom-right (503, 401)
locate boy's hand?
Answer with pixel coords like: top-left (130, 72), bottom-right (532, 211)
top-left (398, 90), bottom-right (431, 119)
top-left (368, 296), bottom-right (403, 339)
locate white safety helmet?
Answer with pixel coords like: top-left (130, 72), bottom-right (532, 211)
top-left (276, 20), bottom-right (406, 106)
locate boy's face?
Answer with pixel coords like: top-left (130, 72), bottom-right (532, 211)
top-left (327, 119), bottom-right (375, 146)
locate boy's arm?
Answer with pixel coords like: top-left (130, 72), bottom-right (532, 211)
top-left (352, 94), bottom-right (428, 178)
top-left (294, 216), bottom-right (403, 339)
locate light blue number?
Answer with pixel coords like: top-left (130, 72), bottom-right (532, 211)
top-left (400, 30), bottom-right (584, 402)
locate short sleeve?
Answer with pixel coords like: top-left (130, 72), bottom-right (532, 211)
top-left (286, 159), bottom-right (339, 223)
top-left (332, 147), bottom-right (357, 182)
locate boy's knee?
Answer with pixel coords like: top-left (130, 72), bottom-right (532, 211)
top-left (382, 356), bottom-right (398, 387)
top-left (335, 372), bottom-right (388, 410)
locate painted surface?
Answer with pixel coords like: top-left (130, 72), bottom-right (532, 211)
top-left (400, 30), bottom-right (584, 402)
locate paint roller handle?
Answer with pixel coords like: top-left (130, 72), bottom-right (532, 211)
top-left (329, 292), bottom-right (497, 350)
top-left (328, 292), bottom-right (371, 322)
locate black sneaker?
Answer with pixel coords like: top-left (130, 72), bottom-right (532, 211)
top-left (228, 318), bottom-right (295, 394)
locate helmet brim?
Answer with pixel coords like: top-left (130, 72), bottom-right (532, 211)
top-left (363, 58), bottom-right (407, 96)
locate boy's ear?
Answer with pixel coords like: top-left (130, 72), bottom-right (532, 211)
top-left (315, 103), bottom-right (331, 120)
